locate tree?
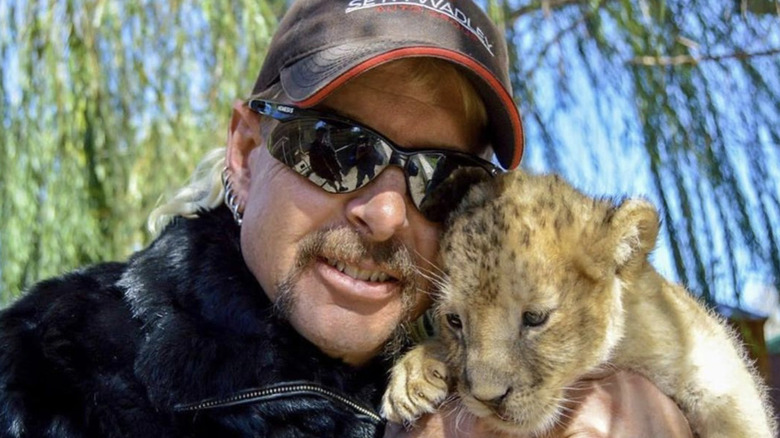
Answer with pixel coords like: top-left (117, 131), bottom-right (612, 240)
top-left (0, 0), bottom-right (285, 304)
top-left (488, 0), bottom-right (779, 306)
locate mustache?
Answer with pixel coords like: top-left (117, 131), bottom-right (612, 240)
top-left (295, 227), bottom-right (417, 281)
top-left (274, 227), bottom-right (420, 317)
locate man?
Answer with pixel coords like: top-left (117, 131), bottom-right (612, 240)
top-left (0, 1), bottom-right (692, 436)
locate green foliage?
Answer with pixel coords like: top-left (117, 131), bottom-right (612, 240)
top-left (1, 0), bottom-right (284, 304)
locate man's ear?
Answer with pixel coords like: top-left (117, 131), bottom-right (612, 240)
top-left (225, 100), bottom-right (262, 204)
top-left (608, 198), bottom-right (660, 270)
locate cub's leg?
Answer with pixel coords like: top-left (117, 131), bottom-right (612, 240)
top-left (381, 340), bottom-right (450, 424)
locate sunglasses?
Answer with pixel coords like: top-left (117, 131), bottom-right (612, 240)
top-left (247, 99), bottom-right (501, 222)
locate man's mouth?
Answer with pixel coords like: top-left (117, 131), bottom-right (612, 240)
top-left (325, 257), bottom-right (395, 283)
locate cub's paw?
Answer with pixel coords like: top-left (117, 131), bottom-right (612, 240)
top-left (381, 344), bottom-right (449, 424)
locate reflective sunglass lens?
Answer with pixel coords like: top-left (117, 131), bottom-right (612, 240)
top-left (268, 119), bottom-right (394, 194)
top-left (255, 100), bottom-right (499, 223)
top-left (339, 139), bottom-right (391, 192)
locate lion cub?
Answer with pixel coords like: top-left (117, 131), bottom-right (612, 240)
top-left (382, 170), bottom-right (776, 437)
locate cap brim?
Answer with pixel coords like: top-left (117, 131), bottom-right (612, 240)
top-left (279, 43), bottom-right (524, 170)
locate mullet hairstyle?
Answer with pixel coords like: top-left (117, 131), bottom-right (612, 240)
top-left (147, 84), bottom-right (285, 236)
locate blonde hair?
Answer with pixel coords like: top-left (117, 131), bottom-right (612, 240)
top-left (146, 84), bottom-right (284, 235)
top-left (147, 148), bottom-right (226, 235)
top-left (147, 57), bottom-right (490, 235)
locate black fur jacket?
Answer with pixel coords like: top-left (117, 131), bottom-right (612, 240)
top-left (0, 206), bottom-right (389, 437)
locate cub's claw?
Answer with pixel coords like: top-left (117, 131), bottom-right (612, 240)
top-left (381, 343), bottom-right (449, 424)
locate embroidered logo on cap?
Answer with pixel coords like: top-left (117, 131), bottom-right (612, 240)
top-left (345, 0), bottom-right (495, 56)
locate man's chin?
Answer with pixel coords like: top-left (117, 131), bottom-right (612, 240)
top-left (271, 233), bottom-right (426, 364)
top-left (276, 286), bottom-right (423, 366)
top-left (294, 316), bottom-right (399, 366)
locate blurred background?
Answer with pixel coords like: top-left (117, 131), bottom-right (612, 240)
top-left (1, 0), bottom-right (779, 407)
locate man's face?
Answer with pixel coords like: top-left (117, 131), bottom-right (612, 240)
top-left (229, 60), bottom-right (484, 366)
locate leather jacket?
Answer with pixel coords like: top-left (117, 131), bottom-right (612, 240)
top-left (0, 207), bottom-right (388, 437)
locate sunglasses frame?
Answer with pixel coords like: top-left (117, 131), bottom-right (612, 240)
top-left (246, 99), bottom-right (502, 220)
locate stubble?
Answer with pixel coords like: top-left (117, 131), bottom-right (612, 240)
top-left (273, 227), bottom-right (426, 359)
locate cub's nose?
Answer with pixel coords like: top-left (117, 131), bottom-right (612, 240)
top-left (471, 385), bottom-right (512, 410)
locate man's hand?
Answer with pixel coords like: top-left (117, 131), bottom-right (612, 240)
top-left (384, 370), bottom-right (693, 438)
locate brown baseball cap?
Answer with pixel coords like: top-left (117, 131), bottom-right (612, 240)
top-left (252, 0), bottom-right (524, 169)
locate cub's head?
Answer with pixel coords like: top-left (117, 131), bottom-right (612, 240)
top-left (435, 170), bottom-right (659, 434)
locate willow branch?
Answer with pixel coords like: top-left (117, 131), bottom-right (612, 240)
top-left (628, 48), bottom-right (780, 66)
top-left (522, 14), bottom-right (588, 81)
top-left (507, 0), bottom-right (587, 21)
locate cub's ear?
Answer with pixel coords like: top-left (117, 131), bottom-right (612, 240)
top-left (608, 198), bottom-right (660, 270)
top-left (448, 169), bottom-right (506, 220)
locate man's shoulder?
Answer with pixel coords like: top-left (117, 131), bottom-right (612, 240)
top-left (0, 261), bottom-right (139, 378)
top-left (0, 261), bottom-right (145, 435)
top-left (1, 261), bottom-right (129, 326)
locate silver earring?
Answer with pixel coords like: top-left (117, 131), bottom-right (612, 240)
top-left (222, 167), bottom-right (243, 226)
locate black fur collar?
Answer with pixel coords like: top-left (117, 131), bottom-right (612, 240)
top-left (120, 206), bottom-right (389, 411)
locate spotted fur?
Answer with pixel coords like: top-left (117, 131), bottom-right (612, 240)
top-left (383, 170), bottom-right (776, 437)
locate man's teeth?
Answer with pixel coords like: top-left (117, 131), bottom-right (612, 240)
top-left (327, 258), bottom-right (390, 282)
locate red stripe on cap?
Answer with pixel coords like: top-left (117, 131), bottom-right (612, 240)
top-left (295, 47), bottom-right (524, 169)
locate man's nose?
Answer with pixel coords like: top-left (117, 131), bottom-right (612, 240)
top-left (346, 168), bottom-right (409, 242)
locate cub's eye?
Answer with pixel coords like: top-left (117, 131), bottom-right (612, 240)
top-left (445, 313), bottom-right (463, 330)
top-left (522, 310), bottom-right (549, 328)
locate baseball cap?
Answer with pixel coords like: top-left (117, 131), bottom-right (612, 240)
top-left (252, 0), bottom-right (524, 169)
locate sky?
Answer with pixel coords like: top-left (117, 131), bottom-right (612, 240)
top-left (506, 1), bottom-right (780, 318)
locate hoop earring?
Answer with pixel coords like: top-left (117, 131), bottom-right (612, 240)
top-left (221, 167), bottom-right (243, 227)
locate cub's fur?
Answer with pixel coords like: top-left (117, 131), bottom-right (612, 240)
top-left (382, 170), bottom-right (776, 437)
